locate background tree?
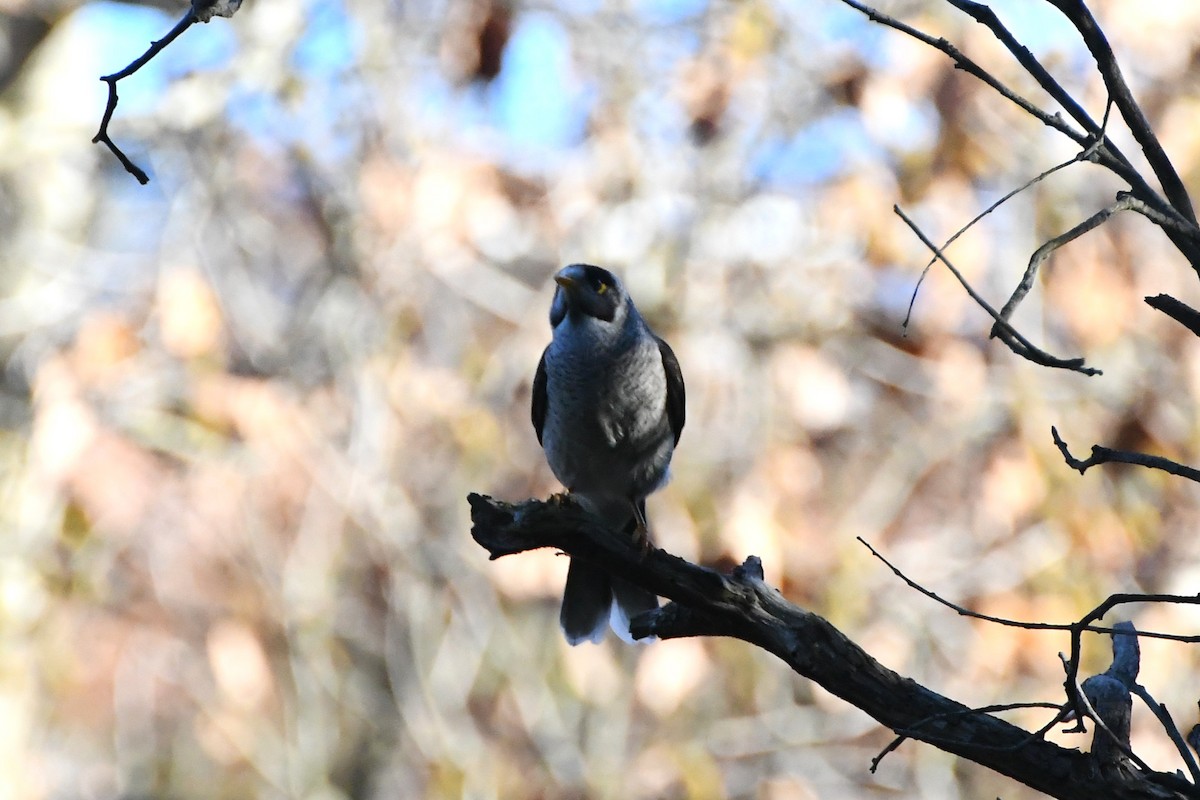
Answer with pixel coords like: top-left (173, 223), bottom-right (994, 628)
top-left (1, 0), bottom-right (1199, 797)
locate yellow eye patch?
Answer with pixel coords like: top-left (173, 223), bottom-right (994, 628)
top-left (596, 282), bottom-right (608, 295)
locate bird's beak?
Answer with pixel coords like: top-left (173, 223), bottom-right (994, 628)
top-left (554, 275), bottom-right (578, 291)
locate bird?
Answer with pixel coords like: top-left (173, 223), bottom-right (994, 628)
top-left (531, 263), bottom-right (685, 645)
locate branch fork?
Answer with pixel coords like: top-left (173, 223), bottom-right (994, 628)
top-left (468, 492), bottom-right (1196, 799)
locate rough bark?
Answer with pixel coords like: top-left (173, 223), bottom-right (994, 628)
top-left (468, 493), bottom-right (1199, 800)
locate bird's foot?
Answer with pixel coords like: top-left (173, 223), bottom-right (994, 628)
top-left (630, 521), bottom-right (655, 559)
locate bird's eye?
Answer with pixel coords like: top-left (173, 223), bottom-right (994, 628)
top-left (594, 280), bottom-right (608, 295)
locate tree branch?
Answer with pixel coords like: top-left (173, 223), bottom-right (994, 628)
top-left (1145, 295), bottom-right (1200, 339)
top-left (862, 536), bottom-right (1200, 650)
top-left (92, 0), bottom-right (243, 183)
top-left (834, 0), bottom-right (1086, 145)
top-left (894, 204), bottom-right (1102, 375)
top-left (1043, 0), bottom-right (1196, 226)
top-left (840, 0), bottom-right (1200, 273)
top-left (1132, 683), bottom-right (1200, 786)
top-left (941, 1), bottom-right (1190, 235)
top-left (92, 10), bottom-right (195, 184)
top-left (1051, 426), bottom-right (1200, 483)
top-left (468, 493), bottom-right (1196, 800)
top-left (904, 134), bottom-right (1105, 332)
top-left (992, 194), bottom-right (1138, 330)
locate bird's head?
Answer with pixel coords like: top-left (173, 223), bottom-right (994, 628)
top-left (549, 264), bottom-right (628, 327)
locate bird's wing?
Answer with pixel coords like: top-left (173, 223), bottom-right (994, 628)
top-left (656, 336), bottom-right (685, 445)
top-left (531, 347), bottom-right (549, 445)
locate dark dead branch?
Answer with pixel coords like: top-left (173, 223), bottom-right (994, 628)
top-left (1051, 426), bottom-right (1200, 484)
top-left (93, 0), bottom-right (242, 183)
top-left (1043, 0), bottom-right (1196, 226)
top-left (1145, 295), bottom-right (1200, 339)
top-left (468, 492), bottom-right (1198, 799)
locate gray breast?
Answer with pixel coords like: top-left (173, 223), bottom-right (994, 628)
top-left (541, 316), bottom-right (673, 500)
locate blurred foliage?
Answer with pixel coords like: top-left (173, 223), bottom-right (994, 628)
top-left (2, 0), bottom-right (1200, 797)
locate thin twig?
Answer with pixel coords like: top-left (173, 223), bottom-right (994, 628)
top-left (1051, 425), bottom-right (1200, 483)
top-left (947, 0), bottom-right (1097, 132)
top-left (1131, 685), bottom-right (1200, 785)
top-left (894, 205), bottom-right (1101, 375)
top-left (1079, 594), bottom-right (1200, 636)
top-left (940, 0), bottom-right (1182, 225)
top-left (859, 536), bottom-right (1200, 645)
top-left (860, 536), bottom-right (1068, 631)
top-left (871, 702), bottom-right (1066, 771)
top-left (864, 533), bottom-right (1200, 791)
top-left (92, 10), bottom-right (197, 184)
top-left (834, 0), bottom-right (1086, 144)
top-left (861, 0), bottom-right (1200, 271)
top-left (1044, 0), bottom-right (1196, 225)
top-left (1069, 672), bottom-right (1155, 775)
top-left (1061, 591), bottom-right (1200, 770)
top-left (991, 194), bottom-right (1138, 330)
top-left (945, 0), bottom-right (1200, 272)
top-left (903, 127), bottom-right (1108, 331)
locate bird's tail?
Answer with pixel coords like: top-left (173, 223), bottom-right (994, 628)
top-left (609, 577), bottom-right (658, 643)
top-left (559, 496), bottom-right (660, 645)
top-left (559, 561), bottom-right (659, 645)
top-left (560, 558), bottom-right (610, 645)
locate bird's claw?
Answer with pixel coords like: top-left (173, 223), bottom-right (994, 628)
top-left (631, 521), bottom-right (654, 559)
